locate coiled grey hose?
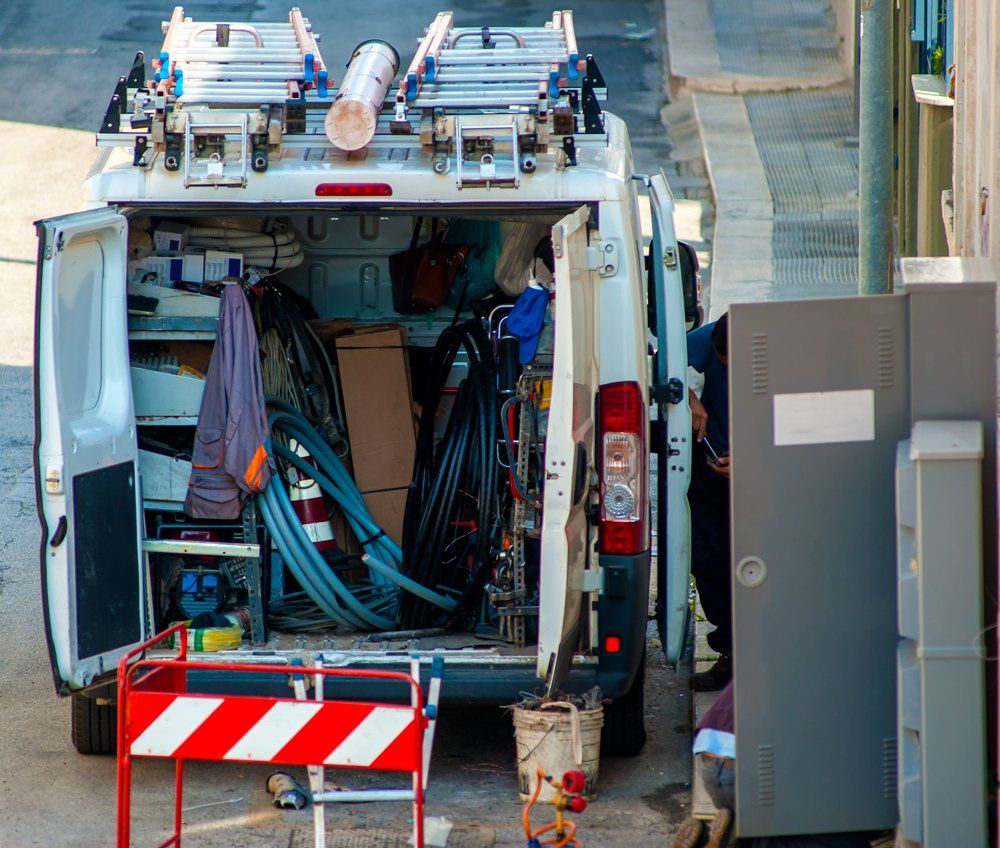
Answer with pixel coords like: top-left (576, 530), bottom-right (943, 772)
top-left (260, 400), bottom-right (457, 631)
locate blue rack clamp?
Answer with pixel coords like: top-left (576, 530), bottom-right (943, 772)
top-left (154, 50), bottom-right (170, 83)
top-left (548, 70), bottom-right (560, 100)
top-left (317, 69), bottom-right (329, 97)
top-left (431, 656), bottom-right (445, 680)
top-left (173, 68), bottom-right (184, 97)
top-left (567, 51), bottom-right (580, 80)
top-left (406, 71), bottom-right (419, 101)
top-left (424, 55), bottom-right (437, 84)
top-left (289, 657), bottom-right (306, 682)
top-left (304, 53), bottom-right (315, 85)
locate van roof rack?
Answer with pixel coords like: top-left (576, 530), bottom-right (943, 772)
top-left (96, 7), bottom-right (609, 188)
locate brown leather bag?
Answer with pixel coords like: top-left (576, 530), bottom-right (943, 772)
top-left (389, 218), bottom-right (469, 313)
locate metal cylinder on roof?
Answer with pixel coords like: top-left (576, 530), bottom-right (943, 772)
top-left (325, 40), bottom-right (400, 151)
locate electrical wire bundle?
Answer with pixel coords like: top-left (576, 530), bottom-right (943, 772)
top-left (398, 319), bottom-right (499, 630)
top-left (187, 224), bottom-right (304, 270)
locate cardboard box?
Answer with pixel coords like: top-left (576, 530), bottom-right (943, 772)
top-left (182, 252), bottom-right (205, 283)
top-left (335, 326), bottom-right (415, 547)
top-left (129, 256), bottom-right (183, 287)
top-left (205, 250), bottom-right (243, 282)
top-left (154, 222), bottom-right (189, 253)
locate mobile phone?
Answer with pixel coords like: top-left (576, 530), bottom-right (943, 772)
top-left (702, 437), bottom-right (720, 463)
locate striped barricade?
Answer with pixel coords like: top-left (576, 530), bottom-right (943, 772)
top-left (116, 624), bottom-right (442, 848)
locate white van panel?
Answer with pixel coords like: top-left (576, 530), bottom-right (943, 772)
top-left (649, 175), bottom-right (693, 665)
top-left (36, 208), bottom-right (146, 690)
top-left (537, 206), bottom-right (601, 692)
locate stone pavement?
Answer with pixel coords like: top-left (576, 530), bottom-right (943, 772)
top-left (665, 0), bottom-right (859, 319)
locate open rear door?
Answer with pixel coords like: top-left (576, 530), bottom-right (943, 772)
top-left (35, 208), bottom-right (146, 692)
top-left (648, 175), bottom-right (692, 665)
top-left (537, 206), bottom-right (600, 693)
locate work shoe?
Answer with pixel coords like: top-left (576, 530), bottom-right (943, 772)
top-left (688, 654), bottom-right (732, 691)
top-left (704, 808), bottom-right (733, 848)
top-left (669, 817), bottom-right (703, 848)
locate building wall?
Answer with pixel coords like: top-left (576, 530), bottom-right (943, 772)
top-left (950, 1), bottom-right (1000, 270)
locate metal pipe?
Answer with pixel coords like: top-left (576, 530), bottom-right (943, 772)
top-left (858, 0), bottom-right (893, 294)
top-left (325, 40), bottom-right (399, 151)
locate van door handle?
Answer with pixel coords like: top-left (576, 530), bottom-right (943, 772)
top-left (49, 516), bottom-right (67, 547)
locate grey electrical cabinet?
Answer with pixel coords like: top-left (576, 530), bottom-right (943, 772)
top-left (726, 260), bottom-right (996, 838)
top-left (896, 421), bottom-right (987, 848)
top-left (729, 295), bottom-right (909, 836)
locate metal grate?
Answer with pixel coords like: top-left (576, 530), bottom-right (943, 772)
top-left (289, 825), bottom-right (496, 848)
top-left (711, 0), bottom-right (841, 79)
top-left (746, 87), bottom-right (859, 289)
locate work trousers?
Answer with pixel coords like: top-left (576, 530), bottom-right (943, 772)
top-left (688, 442), bottom-right (732, 655)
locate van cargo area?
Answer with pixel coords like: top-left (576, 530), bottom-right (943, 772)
top-left (126, 209), bottom-right (575, 665)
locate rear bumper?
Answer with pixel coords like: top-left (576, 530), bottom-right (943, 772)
top-left (178, 550), bottom-right (651, 704)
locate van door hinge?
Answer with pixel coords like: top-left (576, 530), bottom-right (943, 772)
top-left (663, 247), bottom-right (677, 270)
top-left (586, 241), bottom-right (618, 276)
top-left (653, 378), bottom-right (684, 404)
top-left (45, 462), bottom-right (63, 494)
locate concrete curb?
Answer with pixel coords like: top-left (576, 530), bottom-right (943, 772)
top-left (664, 0), bottom-right (848, 95)
top-left (691, 93), bottom-right (774, 319)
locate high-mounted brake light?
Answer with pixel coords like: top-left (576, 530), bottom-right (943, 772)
top-left (315, 182), bottom-right (393, 197)
top-left (598, 382), bottom-right (648, 556)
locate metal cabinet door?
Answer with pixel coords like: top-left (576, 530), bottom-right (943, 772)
top-left (729, 295), bottom-right (908, 836)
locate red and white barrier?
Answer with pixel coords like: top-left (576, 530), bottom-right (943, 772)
top-left (116, 625), bottom-right (442, 848)
top-left (128, 693), bottom-right (420, 769)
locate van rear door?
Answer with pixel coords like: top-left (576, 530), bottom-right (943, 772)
top-left (648, 175), bottom-right (693, 665)
top-left (35, 208), bottom-right (146, 692)
top-left (537, 206), bottom-right (601, 693)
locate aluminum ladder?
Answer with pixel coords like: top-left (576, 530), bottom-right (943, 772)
top-left (156, 5), bottom-right (329, 104)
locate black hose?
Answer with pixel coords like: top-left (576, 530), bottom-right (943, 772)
top-left (398, 320), bottom-right (499, 630)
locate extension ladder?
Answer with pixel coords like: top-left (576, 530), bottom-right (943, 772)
top-left (155, 5), bottom-right (328, 104)
top-left (116, 624), bottom-right (443, 848)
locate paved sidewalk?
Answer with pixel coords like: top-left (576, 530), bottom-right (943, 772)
top-left (666, 0), bottom-right (859, 319)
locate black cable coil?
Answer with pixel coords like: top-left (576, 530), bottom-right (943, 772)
top-left (398, 319), bottom-right (499, 630)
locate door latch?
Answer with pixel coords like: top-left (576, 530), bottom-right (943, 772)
top-left (652, 377), bottom-right (684, 404)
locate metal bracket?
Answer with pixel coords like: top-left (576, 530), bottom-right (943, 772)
top-left (653, 377), bottom-right (685, 405)
top-left (586, 241), bottom-right (618, 276)
top-left (99, 76), bottom-right (128, 134)
top-left (132, 135), bottom-right (149, 167)
top-left (580, 568), bottom-right (603, 593)
top-left (562, 135), bottom-right (577, 167)
top-left (582, 55), bottom-right (605, 134)
top-left (126, 51), bottom-right (146, 88)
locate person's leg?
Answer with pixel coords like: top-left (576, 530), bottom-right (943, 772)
top-left (688, 446), bottom-right (733, 655)
top-left (697, 753), bottom-right (735, 813)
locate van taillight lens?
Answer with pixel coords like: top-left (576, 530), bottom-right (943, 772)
top-left (599, 382), bottom-right (648, 555)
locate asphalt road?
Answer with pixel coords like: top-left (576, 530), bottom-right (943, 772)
top-left (0, 2), bottom-right (694, 845)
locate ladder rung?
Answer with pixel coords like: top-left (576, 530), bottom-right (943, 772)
top-left (179, 67), bottom-right (306, 80)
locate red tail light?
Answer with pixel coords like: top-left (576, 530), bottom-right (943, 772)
top-left (598, 382), bottom-right (648, 555)
top-left (315, 182), bottom-right (393, 196)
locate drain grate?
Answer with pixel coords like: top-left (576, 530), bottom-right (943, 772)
top-left (711, 0), bottom-right (841, 79)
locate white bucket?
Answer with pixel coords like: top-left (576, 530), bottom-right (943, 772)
top-left (513, 701), bottom-right (603, 802)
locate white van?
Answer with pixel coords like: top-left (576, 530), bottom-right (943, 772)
top-left (34, 7), bottom-right (696, 758)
